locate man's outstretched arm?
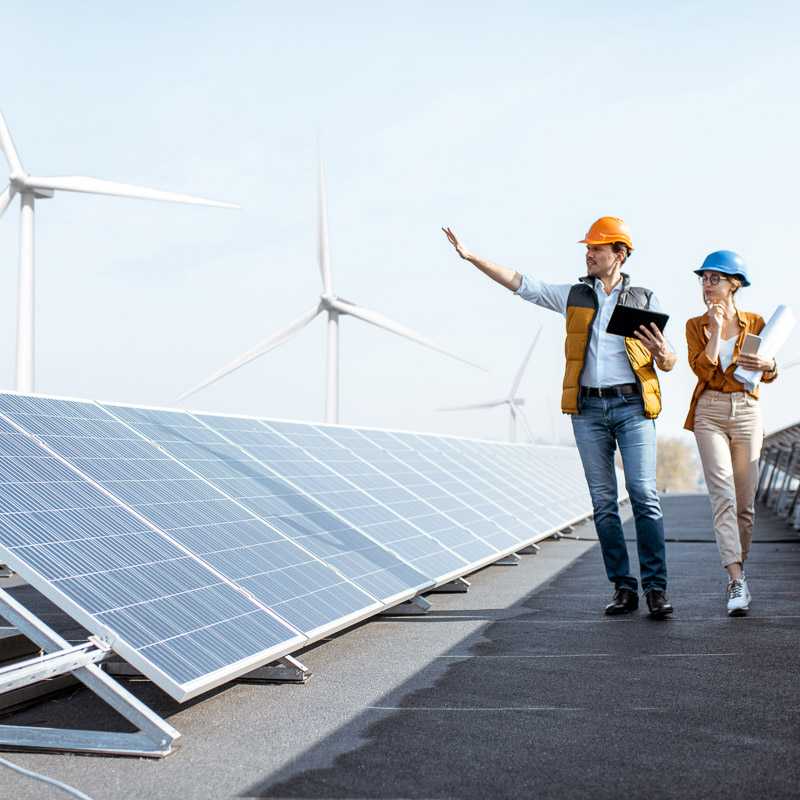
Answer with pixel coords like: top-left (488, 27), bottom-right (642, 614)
top-left (442, 227), bottom-right (522, 291)
top-left (443, 227), bottom-right (571, 315)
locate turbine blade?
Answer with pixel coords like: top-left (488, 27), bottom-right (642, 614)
top-left (0, 184), bottom-right (16, 218)
top-left (24, 176), bottom-right (239, 209)
top-left (508, 325), bottom-right (542, 399)
top-left (784, 357), bottom-right (800, 370)
top-left (329, 298), bottom-right (486, 372)
top-left (317, 156), bottom-right (333, 295)
top-left (0, 111), bottom-right (23, 174)
top-left (176, 304), bottom-right (323, 401)
top-left (437, 399), bottom-right (508, 412)
top-left (516, 407), bottom-right (536, 442)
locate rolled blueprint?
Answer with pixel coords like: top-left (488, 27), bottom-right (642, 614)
top-left (734, 304), bottom-right (797, 391)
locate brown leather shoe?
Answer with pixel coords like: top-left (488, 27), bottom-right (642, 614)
top-left (604, 587), bottom-right (639, 615)
top-left (645, 589), bottom-right (673, 619)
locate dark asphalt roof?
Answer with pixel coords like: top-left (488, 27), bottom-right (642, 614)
top-left (655, 492), bottom-right (799, 543)
top-left (256, 496), bottom-right (800, 799)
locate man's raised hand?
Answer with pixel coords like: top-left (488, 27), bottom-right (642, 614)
top-left (442, 227), bottom-right (471, 260)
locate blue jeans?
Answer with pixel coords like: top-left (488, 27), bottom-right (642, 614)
top-left (571, 394), bottom-right (667, 592)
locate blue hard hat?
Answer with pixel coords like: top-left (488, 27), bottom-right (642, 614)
top-left (693, 250), bottom-right (751, 287)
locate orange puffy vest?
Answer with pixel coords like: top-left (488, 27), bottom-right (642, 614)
top-left (561, 275), bottom-right (662, 419)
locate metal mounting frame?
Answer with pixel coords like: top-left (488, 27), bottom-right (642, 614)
top-left (557, 525), bottom-right (579, 541)
top-left (0, 588), bottom-right (180, 758)
top-left (493, 553), bottom-right (521, 566)
top-left (758, 448), bottom-right (782, 505)
top-left (775, 444), bottom-right (798, 517)
top-left (237, 655), bottom-right (312, 684)
top-left (379, 595), bottom-right (432, 616)
top-left (428, 577), bottom-right (470, 594)
top-left (755, 447), bottom-right (774, 502)
top-left (107, 653), bottom-right (313, 685)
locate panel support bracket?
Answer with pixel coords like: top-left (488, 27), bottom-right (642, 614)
top-left (559, 525), bottom-right (577, 538)
top-left (0, 587), bottom-right (180, 758)
top-left (0, 640), bottom-right (109, 693)
top-left (551, 524), bottom-right (577, 541)
top-left (238, 654), bottom-right (311, 684)
top-left (429, 577), bottom-right (470, 594)
top-left (380, 596), bottom-right (432, 616)
top-left (517, 543), bottom-right (540, 555)
top-left (494, 553), bottom-right (521, 566)
top-left (108, 652), bottom-right (313, 685)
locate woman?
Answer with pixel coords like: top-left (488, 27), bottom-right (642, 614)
top-left (685, 250), bottom-right (778, 616)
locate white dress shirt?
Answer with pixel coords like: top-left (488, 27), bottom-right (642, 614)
top-left (515, 274), bottom-right (665, 387)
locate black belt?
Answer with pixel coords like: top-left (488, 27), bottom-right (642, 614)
top-left (580, 383), bottom-right (639, 398)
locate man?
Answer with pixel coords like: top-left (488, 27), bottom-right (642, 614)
top-left (443, 217), bottom-right (676, 618)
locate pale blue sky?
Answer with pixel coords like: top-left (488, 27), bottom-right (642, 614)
top-left (2, 2), bottom-right (799, 443)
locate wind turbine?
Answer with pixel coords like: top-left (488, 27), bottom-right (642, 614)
top-left (177, 159), bottom-right (483, 423)
top-left (437, 327), bottom-right (542, 443)
top-left (0, 110), bottom-right (238, 393)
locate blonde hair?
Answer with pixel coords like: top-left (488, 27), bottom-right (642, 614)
top-left (728, 276), bottom-right (742, 311)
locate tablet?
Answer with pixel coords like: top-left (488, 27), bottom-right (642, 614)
top-left (606, 304), bottom-right (669, 338)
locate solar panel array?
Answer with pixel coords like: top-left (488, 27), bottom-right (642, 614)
top-left (0, 392), bottom-right (594, 702)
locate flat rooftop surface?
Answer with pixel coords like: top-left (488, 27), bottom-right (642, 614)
top-left (2, 495), bottom-right (798, 799)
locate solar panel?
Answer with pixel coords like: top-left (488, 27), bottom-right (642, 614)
top-left (431, 437), bottom-right (564, 533)
top-left (0, 395), bottom-right (380, 645)
top-left (353, 429), bottom-right (525, 553)
top-left (499, 445), bottom-right (592, 518)
top-left (0, 401), bottom-right (305, 701)
top-left (488, 442), bottom-right (591, 518)
top-left (0, 390), bottom-right (595, 724)
top-left (446, 438), bottom-right (591, 527)
top-left (257, 420), bottom-right (468, 582)
top-left (390, 431), bottom-right (549, 541)
top-left (318, 426), bottom-right (500, 564)
top-left (104, 405), bottom-right (431, 603)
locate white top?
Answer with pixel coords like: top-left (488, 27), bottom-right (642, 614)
top-left (515, 274), bottom-right (666, 387)
top-left (718, 335), bottom-right (737, 372)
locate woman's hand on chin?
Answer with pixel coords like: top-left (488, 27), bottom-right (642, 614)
top-left (706, 302), bottom-right (725, 332)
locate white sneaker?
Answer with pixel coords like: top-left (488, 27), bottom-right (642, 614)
top-left (726, 575), bottom-right (751, 616)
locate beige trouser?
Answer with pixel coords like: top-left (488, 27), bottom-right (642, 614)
top-left (693, 390), bottom-right (763, 567)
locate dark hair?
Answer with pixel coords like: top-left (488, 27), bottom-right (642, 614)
top-left (611, 242), bottom-right (631, 263)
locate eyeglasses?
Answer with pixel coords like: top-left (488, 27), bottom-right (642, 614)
top-left (698, 273), bottom-right (729, 286)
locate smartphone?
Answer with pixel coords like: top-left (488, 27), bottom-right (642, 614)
top-left (741, 333), bottom-right (761, 355)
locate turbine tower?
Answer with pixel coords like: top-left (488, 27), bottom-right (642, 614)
top-left (0, 110), bottom-right (238, 393)
top-left (437, 328), bottom-right (541, 443)
top-left (178, 159), bottom-right (483, 423)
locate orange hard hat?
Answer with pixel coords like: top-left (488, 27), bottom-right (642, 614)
top-left (578, 216), bottom-right (634, 251)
